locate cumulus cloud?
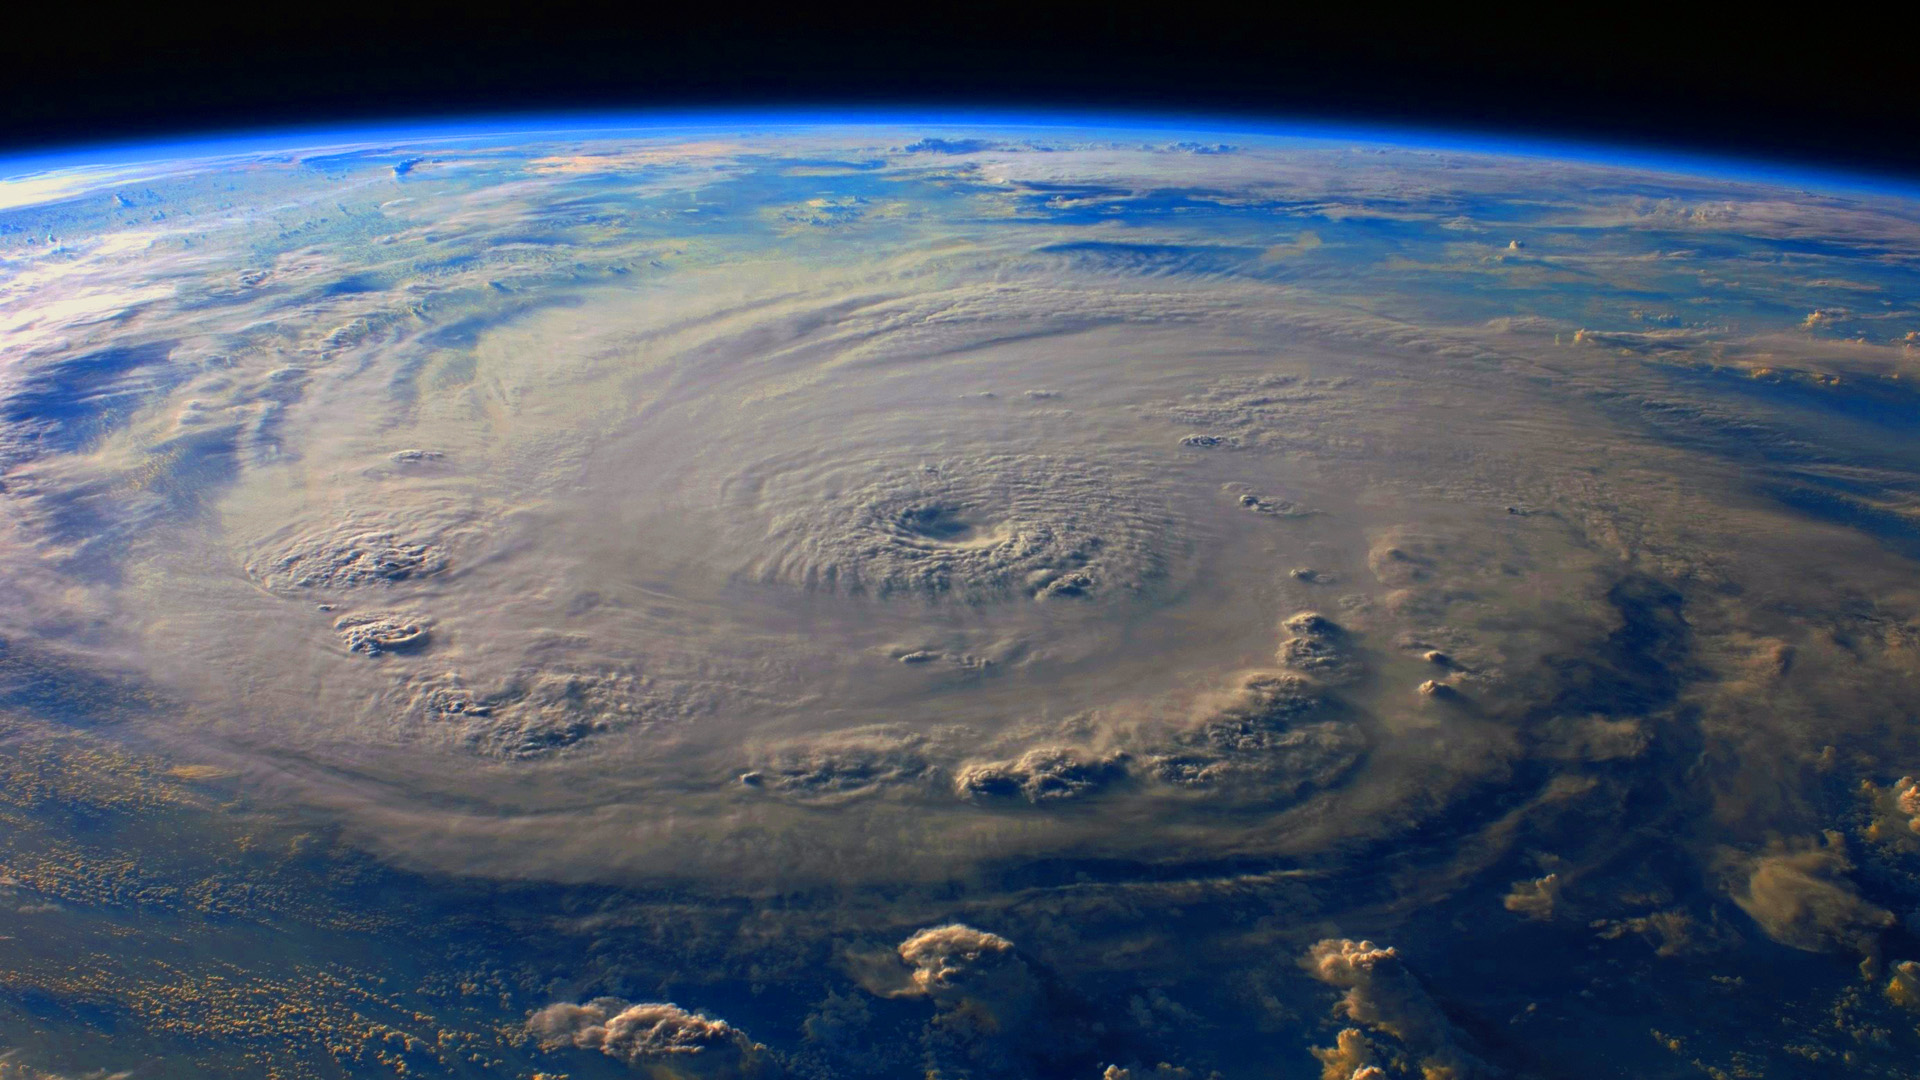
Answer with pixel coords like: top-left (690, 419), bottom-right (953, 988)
top-left (1102, 1064), bottom-right (1200, 1080)
top-left (1567, 326), bottom-right (1709, 353)
top-left (954, 746), bottom-right (1129, 803)
top-left (1722, 832), bottom-right (1893, 955)
top-left (402, 667), bottom-right (660, 759)
top-left (1276, 611), bottom-right (1361, 684)
top-left (248, 523), bottom-right (451, 592)
top-left (742, 725), bottom-right (948, 802)
top-left (1591, 908), bottom-right (1735, 958)
top-left (527, 998), bottom-right (773, 1078)
top-left (1887, 960), bottom-right (1920, 1011)
top-left (1501, 873), bottom-right (1560, 920)
top-left (332, 611), bottom-right (431, 655)
top-left (1860, 775), bottom-right (1920, 849)
top-left (1145, 673), bottom-right (1364, 800)
top-left (895, 924), bottom-right (1042, 1022)
top-left (850, 923), bottom-right (1103, 1076)
top-left (1310, 1028), bottom-right (1384, 1080)
top-left (1301, 940), bottom-right (1489, 1080)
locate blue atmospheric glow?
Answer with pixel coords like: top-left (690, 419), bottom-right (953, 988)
top-left (2, 107), bottom-right (1916, 201)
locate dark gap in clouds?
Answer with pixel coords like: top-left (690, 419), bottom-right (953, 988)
top-left (1036, 240), bottom-right (1260, 277)
top-left (0, 8), bottom-right (1912, 180)
top-left (0, 341), bottom-right (180, 462)
top-left (902, 137), bottom-right (999, 155)
top-left (0, 637), bottom-right (152, 725)
top-left (1712, 372), bottom-right (1920, 434)
top-left (319, 274), bottom-right (385, 297)
top-left (1765, 481), bottom-right (1920, 562)
top-left (1616, 365), bottom-right (1920, 559)
top-left (967, 564), bottom-right (1698, 906)
top-left (1377, 576), bottom-right (1701, 873)
top-left (1546, 576), bottom-right (1691, 720)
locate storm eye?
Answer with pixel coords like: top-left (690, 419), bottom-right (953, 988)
top-left (742, 453), bottom-right (1173, 601)
top-left (895, 503), bottom-right (980, 543)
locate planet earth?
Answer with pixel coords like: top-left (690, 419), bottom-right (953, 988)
top-left (2, 116), bottom-right (1920, 1079)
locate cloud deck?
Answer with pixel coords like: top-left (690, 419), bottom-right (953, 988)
top-left (3, 124), bottom-right (1920, 1077)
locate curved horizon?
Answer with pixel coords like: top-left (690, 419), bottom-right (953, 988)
top-left (4, 106), bottom-right (1918, 202)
